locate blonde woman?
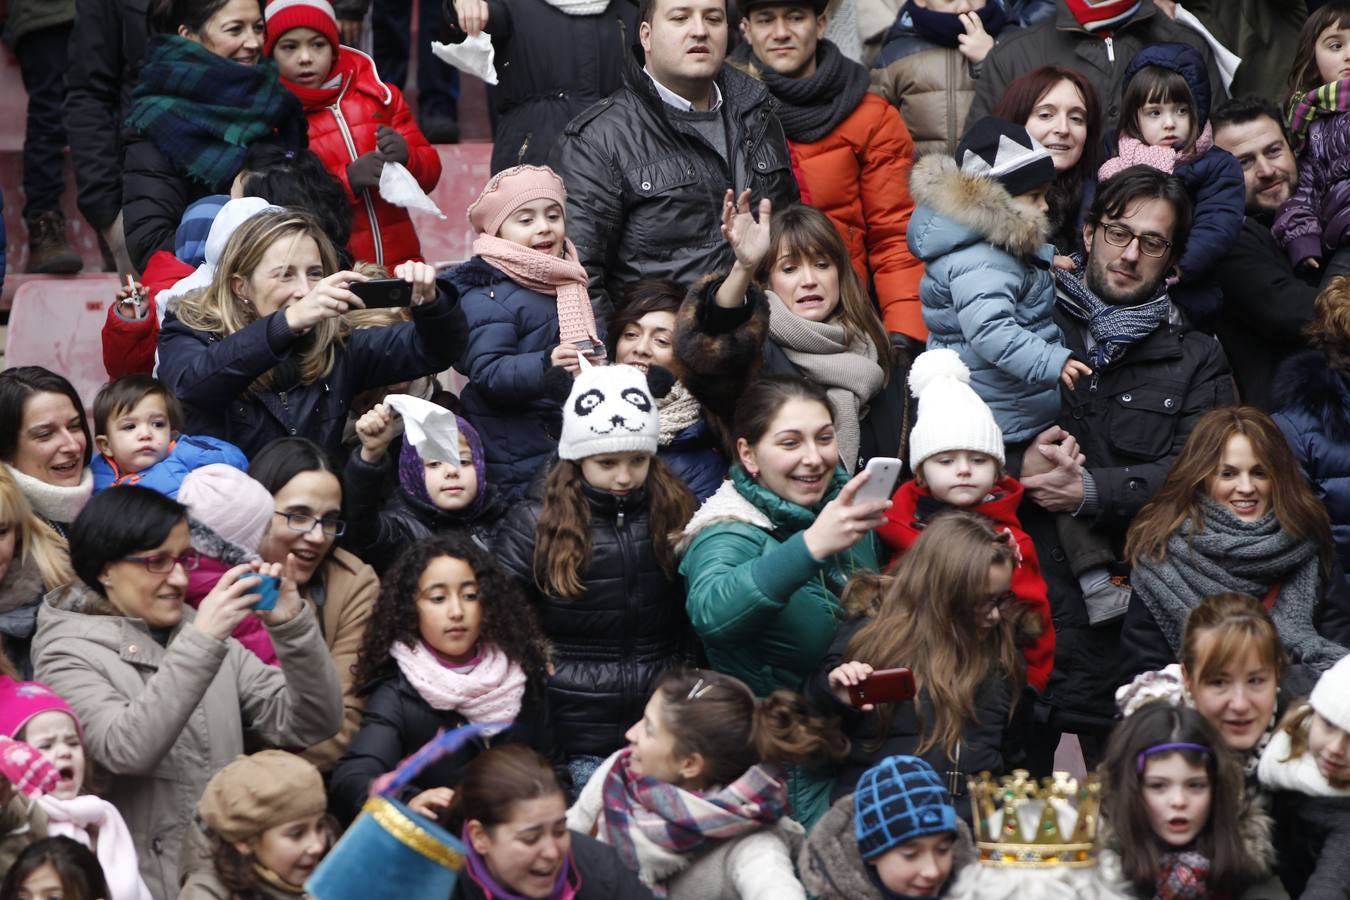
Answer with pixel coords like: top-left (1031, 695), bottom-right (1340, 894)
top-left (156, 209), bottom-right (468, 459)
top-left (0, 466), bottom-right (74, 678)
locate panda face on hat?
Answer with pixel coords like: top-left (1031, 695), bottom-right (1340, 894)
top-left (558, 364), bottom-right (660, 461)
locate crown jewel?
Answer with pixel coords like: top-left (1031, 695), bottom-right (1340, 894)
top-left (967, 769), bottom-right (1100, 868)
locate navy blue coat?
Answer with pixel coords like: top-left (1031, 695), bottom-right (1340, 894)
top-left (659, 419), bottom-right (725, 503)
top-left (157, 286), bottom-right (467, 460)
top-left (451, 257), bottom-right (604, 501)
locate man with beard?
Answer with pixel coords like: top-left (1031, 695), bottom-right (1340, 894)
top-left (1211, 95), bottom-right (1316, 410)
top-left (550, 0), bottom-right (799, 319)
top-left (1011, 166), bottom-right (1234, 772)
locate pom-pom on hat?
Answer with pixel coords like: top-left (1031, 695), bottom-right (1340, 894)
top-left (907, 348), bottom-right (1005, 469)
top-left (0, 677), bottom-right (83, 742)
top-left (467, 165), bottom-right (567, 238)
top-left (197, 750), bottom-right (327, 842)
top-left (854, 755), bottom-right (958, 860)
top-left (263, 0), bottom-right (341, 58)
top-left (1311, 654), bottom-right (1350, 733)
top-left (555, 359), bottom-right (663, 461)
top-left (956, 116), bottom-right (1056, 199)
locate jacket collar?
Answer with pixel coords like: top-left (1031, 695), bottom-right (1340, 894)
top-left (623, 46), bottom-right (774, 125)
top-left (40, 582), bottom-right (194, 667)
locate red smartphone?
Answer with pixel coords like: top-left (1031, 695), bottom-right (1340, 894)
top-left (848, 667), bottom-right (917, 707)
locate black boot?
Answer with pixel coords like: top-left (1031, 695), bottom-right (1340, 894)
top-left (25, 211), bottom-right (83, 275)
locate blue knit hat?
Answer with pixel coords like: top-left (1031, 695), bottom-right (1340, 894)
top-left (854, 756), bottom-right (958, 860)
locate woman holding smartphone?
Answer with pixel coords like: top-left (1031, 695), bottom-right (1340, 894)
top-left (806, 512), bottom-right (1023, 809)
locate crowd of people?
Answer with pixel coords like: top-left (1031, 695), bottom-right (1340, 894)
top-left (3, 0), bottom-right (1350, 897)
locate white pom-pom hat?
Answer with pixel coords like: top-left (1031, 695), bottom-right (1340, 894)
top-left (907, 348), bottom-right (1006, 469)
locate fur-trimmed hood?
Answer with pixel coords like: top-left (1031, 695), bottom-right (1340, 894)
top-left (187, 516), bottom-right (258, 567)
top-left (1273, 350), bottom-right (1350, 443)
top-left (798, 792), bottom-right (976, 899)
top-left (675, 477), bottom-right (772, 557)
top-left (908, 153), bottom-right (1050, 260)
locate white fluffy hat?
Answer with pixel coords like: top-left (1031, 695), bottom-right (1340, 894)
top-left (556, 359), bottom-right (661, 461)
top-left (906, 349), bottom-right (1005, 469)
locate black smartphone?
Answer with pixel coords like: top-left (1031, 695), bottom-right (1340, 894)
top-left (350, 278), bottom-right (413, 308)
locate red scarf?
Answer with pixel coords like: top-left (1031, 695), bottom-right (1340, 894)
top-left (281, 49), bottom-right (361, 112)
top-left (1062, 0), bottom-right (1141, 32)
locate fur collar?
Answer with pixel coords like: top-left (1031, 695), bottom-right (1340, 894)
top-left (676, 478), bottom-right (772, 556)
top-left (909, 154), bottom-right (1050, 257)
top-left (448, 256), bottom-right (505, 291)
top-left (1273, 350), bottom-right (1350, 442)
top-left (187, 517), bottom-right (258, 567)
top-left (43, 582), bottom-right (118, 618)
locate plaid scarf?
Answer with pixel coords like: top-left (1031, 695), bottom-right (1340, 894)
top-left (1287, 78), bottom-right (1350, 150)
top-left (599, 748), bottom-right (788, 896)
top-left (1155, 851), bottom-right (1212, 900)
top-left (1054, 254), bottom-right (1170, 370)
top-left (127, 35), bottom-right (306, 192)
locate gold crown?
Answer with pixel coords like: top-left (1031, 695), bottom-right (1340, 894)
top-left (967, 769), bottom-right (1101, 869)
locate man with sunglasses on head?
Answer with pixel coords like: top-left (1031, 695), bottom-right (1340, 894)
top-left (1011, 165), bottom-right (1234, 774)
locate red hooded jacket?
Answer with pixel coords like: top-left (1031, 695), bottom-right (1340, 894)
top-left (284, 46), bottom-right (441, 269)
top-left (877, 475), bottom-right (1055, 692)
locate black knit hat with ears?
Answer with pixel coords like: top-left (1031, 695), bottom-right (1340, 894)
top-left (955, 116), bottom-right (1057, 199)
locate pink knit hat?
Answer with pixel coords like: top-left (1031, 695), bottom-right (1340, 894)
top-left (179, 464), bottom-right (274, 552)
top-left (263, 0), bottom-right (341, 58)
top-left (467, 165), bottom-right (567, 237)
top-left (0, 677), bottom-right (83, 742)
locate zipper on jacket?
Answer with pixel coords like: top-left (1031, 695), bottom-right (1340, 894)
top-left (613, 496), bottom-right (638, 726)
top-left (330, 98), bottom-right (385, 268)
top-left (517, 134), bottom-right (531, 165)
top-left (1104, 35), bottom-right (1115, 63)
top-left (278, 390), bottom-right (297, 435)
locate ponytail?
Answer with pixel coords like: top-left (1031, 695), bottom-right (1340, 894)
top-left (655, 669), bottom-right (847, 789)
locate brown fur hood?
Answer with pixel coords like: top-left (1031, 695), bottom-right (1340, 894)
top-left (908, 153), bottom-right (1050, 259)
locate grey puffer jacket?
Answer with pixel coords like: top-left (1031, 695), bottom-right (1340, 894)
top-left (31, 583), bottom-right (343, 900)
top-left (908, 152), bottom-right (1070, 443)
top-left (550, 50), bottom-right (799, 319)
top-left (798, 793), bottom-right (976, 900)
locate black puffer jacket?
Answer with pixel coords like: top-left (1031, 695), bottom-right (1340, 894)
top-left (549, 50), bottom-right (799, 319)
top-left (328, 668), bottom-right (556, 826)
top-left (1025, 299), bottom-right (1234, 734)
top-left (64, 0), bottom-right (147, 232)
top-left (436, 0), bottom-right (638, 174)
top-left (495, 475), bottom-right (688, 758)
top-left (340, 448), bottom-right (509, 575)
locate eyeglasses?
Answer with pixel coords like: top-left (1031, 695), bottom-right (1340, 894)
top-left (1097, 223), bottom-right (1173, 258)
top-left (122, 550), bottom-right (202, 574)
top-left (273, 511), bottom-right (346, 538)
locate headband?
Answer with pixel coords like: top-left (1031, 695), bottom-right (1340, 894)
top-left (1136, 742), bottom-right (1211, 773)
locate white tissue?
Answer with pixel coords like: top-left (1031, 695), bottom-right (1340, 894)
top-left (378, 162), bottom-right (446, 219)
top-left (431, 34), bottom-right (498, 86)
top-left (383, 394), bottom-right (461, 466)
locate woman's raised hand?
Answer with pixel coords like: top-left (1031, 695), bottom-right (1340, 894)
top-left (256, 558), bottom-right (305, 627)
top-left (284, 270), bottom-right (369, 333)
top-left (195, 562), bottom-right (272, 641)
top-left (827, 661), bottom-right (876, 711)
top-left (721, 189), bottom-right (772, 271)
top-left (394, 260), bottom-right (439, 306)
top-left (802, 469), bottom-right (891, 560)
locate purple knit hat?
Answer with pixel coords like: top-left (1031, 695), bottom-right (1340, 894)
top-left (398, 414), bottom-right (489, 518)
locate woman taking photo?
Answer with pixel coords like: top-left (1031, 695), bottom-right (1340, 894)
top-left (29, 485), bottom-right (343, 898)
top-left (123, 0), bottom-right (307, 270)
top-left (329, 535), bottom-right (556, 827)
top-left (992, 65), bottom-right (1103, 255)
top-left (1122, 406), bottom-right (1350, 682)
top-left (810, 512), bottom-right (1023, 806)
top-left (157, 209), bottom-right (468, 459)
top-left (0, 367), bottom-right (93, 539)
top-left (450, 745), bottom-right (656, 900)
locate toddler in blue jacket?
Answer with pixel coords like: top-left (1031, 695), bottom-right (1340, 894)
top-left (91, 373), bottom-right (246, 498)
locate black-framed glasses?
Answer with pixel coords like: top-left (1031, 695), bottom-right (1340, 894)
top-left (273, 510), bottom-right (346, 538)
top-left (1097, 223), bottom-right (1173, 258)
top-left (122, 550), bottom-right (202, 574)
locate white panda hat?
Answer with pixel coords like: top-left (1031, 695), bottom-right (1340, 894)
top-left (557, 356), bottom-right (661, 461)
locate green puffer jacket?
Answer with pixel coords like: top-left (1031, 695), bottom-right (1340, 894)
top-left (677, 465), bottom-right (881, 830)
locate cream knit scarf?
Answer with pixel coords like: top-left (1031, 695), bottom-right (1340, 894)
top-left (4, 464), bottom-right (93, 528)
top-left (473, 234), bottom-right (600, 348)
top-left (766, 293), bottom-right (884, 472)
top-left (390, 640), bottom-right (527, 726)
top-left (657, 382), bottom-right (703, 447)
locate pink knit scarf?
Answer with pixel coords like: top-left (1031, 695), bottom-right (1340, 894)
top-left (390, 640), bottom-right (527, 726)
top-left (472, 234), bottom-right (600, 348)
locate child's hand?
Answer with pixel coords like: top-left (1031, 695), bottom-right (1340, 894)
top-left (721, 189), bottom-right (773, 271)
top-left (1052, 254), bottom-right (1075, 271)
top-left (376, 126), bottom-right (409, 166)
top-left (827, 661), bottom-right (875, 711)
top-left (996, 527), bottom-right (1024, 567)
top-left (347, 152), bottom-right (385, 191)
top-left (1300, 257), bottom-right (1322, 273)
top-left (1061, 359), bottom-right (1093, 390)
top-left (956, 12), bottom-right (995, 64)
top-left (409, 787), bottom-right (455, 820)
top-left (550, 341), bottom-right (587, 375)
top-left (116, 276), bottom-right (148, 320)
top-left (356, 404), bottom-right (398, 462)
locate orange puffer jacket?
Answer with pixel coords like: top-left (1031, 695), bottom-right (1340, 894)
top-left (287, 46), bottom-right (441, 268)
top-left (787, 93), bottom-right (926, 341)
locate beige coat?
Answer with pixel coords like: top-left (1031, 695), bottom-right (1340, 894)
top-left (32, 583), bottom-right (343, 900)
top-left (178, 867), bottom-right (301, 900)
top-left (300, 547), bottom-right (377, 771)
top-left (871, 45), bottom-right (976, 158)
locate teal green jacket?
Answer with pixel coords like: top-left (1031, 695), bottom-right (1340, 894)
top-left (677, 466), bottom-right (881, 829)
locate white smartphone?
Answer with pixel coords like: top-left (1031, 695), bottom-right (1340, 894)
top-left (853, 456), bottom-right (904, 504)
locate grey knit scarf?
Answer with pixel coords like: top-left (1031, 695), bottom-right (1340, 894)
top-left (1132, 496), bottom-right (1348, 672)
top-left (735, 40), bottom-right (870, 144)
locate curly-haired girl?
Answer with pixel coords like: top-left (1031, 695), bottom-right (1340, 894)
top-left (328, 535), bottom-right (557, 826)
